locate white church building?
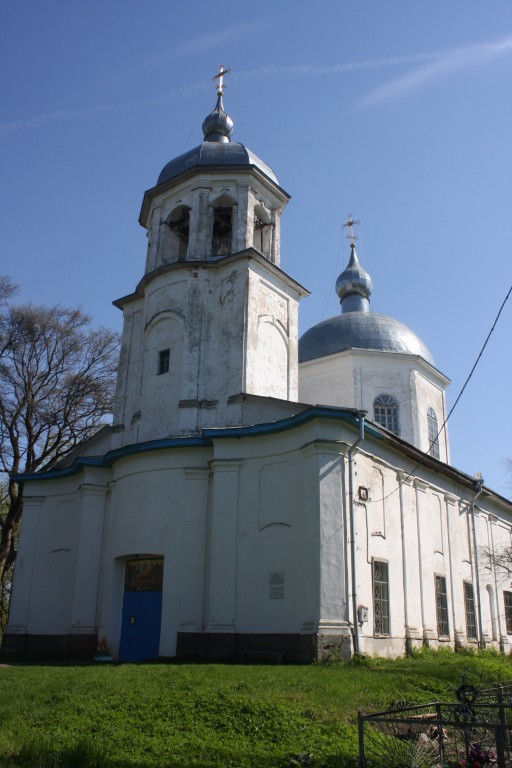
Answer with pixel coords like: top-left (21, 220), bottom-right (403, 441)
top-left (4, 79), bottom-right (512, 662)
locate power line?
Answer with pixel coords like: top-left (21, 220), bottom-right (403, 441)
top-left (442, 282), bottom-right (512, 432)
top-left (363, 283), bottom-right (512, 504)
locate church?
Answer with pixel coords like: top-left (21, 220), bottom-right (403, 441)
top-left (4, 71), bottom-right (512, 662)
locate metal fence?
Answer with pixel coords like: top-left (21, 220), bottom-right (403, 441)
top-left (358, 683), bottom-right (512, 767)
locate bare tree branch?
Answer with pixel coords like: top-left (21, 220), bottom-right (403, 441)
top-left (0, 277), bottom-right (18, 305)
top-left (479, 544), bottom-right (512, 576)
top-left (0, 301), bottom-right (119, 617)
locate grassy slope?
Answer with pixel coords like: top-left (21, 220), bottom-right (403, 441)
top-left (0, 650), bottom-right (510, 768)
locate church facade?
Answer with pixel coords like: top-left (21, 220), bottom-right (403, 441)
top-left (4, 81), bottom-right (512, 662)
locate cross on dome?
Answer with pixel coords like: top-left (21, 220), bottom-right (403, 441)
top-left (336, 215), bottom-right (373, 314)
top-left (213, 64), bottom-right (231, 94)
top-left (202, 65), bottom-right (234, 143)
top-left (342, 214), bottom-right (361, 247)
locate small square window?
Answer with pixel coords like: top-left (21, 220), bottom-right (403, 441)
top-left (158, 349), bottom-right (170, 375)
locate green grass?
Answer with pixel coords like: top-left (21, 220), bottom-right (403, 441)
top-left (0, 649), bottom-right (510, 768)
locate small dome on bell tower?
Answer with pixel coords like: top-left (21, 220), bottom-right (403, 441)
top-left (201, 92), bottom-right (234, 143)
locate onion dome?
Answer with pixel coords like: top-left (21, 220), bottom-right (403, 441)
top-left (201, 92), bottom-right (234, 143)
top-left (335, 243), bottom-right (373, 313)
top-left (299, 241), bottom-right (435, 366)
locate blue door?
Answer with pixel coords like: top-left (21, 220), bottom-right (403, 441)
top-left (118, 558), bottom-right (163, 662)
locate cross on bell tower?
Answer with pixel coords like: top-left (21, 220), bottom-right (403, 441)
top-left (212, 64), bottom-right (231, 94)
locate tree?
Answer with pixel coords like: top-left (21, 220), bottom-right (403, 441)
top-left (480, 544), bottom-right (512, 576)
top-left (0, 277), bottom-right (18, 304)
top-left (0, 296), bottom-right (119, 629)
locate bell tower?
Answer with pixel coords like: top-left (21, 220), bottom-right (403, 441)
top-left (112, 69), bottom-right (308, 447)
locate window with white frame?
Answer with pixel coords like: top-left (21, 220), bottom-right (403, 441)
top-left (435, 575), bottom-right (449, 637)
top-left (464, 581), bottom-right (477, 640)
top-left (373, 394), bottom-right (400, 435)
top-left (372, 560), bottom-right (390, 635)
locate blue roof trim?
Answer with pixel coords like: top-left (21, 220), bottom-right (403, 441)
top-left (15, 435), bottom-right (211, 482)
top-left (202, 406), bottom-right (381, 439)
top-left (15, 406), bottom-right (377, 483)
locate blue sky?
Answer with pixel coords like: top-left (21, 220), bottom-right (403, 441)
top-left (1, 1), bottom-right (511, 497)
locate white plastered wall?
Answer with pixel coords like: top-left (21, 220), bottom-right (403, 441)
top-left (299, 349), bottom-right (450, 460)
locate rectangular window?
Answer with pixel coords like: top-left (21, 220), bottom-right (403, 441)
top-left (435, 575), bottom-right (449, 637)
top-left (464, 582), bottom-right (477, 640)
top-left (373, 560), bottom-right (390, 635)
top-left (158, 348), bottom-right (170, 375)
top-left (504, 591), bottom-right (512, 634)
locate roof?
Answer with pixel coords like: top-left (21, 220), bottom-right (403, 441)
top-left (14, 404), bottom-right (511, 509)
top-left (299, 311), bottom-right (436, 366)
top-left (157, 141), bottom-right (279, 186)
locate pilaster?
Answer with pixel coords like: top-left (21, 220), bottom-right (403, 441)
top-left (206, 460), bottom-right (242, 632)
top-left (4, 496), bottom-right (44, 636)
top-left (69, 484), bottom-right (107, 633)
top-left (414, 479), bottom-right (436, 642)
top-left (398, 471), bottom-right (421, 648)
top-left (444, 493), bottom-right (464, 645)
top-left (178, 469), bottom-right (210, 632)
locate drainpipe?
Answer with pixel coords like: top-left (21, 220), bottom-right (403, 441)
top-left (348, 411), bottom-right (366, 656)
top-left (469, 476), bottom-right (485, 649)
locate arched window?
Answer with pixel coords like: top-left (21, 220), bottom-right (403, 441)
top-left (427, 407), bottom-right (440, 459)
top-left (373, 394), bottom-right (399, 435)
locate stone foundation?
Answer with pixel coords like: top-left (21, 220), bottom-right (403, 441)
top-left (315, 632), bottom-right (353, 661)
top-left (177, 632), bottom-right (318, 663)
top-left (2, 632), bottom-right (97, 659)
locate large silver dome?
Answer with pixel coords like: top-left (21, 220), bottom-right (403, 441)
top-left (299, 312), bottom-right (435, 365)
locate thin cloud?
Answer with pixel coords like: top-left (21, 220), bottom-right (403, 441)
top-left (112, 20), bottom-right (263, 84)
top-left (357, 36), bottom-right (512, 107)
top-left (0, 84), bottom-right (208, 136)
top-left (171, 20), bottom-right (262, 57)
top-left (2, 36), bottom-right (511, 135)
top-left (232, 37), bottom-right (512, 82)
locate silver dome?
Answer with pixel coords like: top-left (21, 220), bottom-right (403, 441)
top-left (157, 91), bottom-right (279, 187)
top-left (157, 141), bottom-right (279, 186)
top-left (299, 312), bottom-right (435, 365)
top-left (336, 244), bottom-right (373, 304)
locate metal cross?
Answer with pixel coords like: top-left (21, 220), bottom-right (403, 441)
top-left (213, 64), bottom-right (231, 93)
top-left (342, 214), bottom-right (360, 245)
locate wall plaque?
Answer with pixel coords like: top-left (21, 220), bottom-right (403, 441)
top-left (269, 571), bottom-right (285, 599)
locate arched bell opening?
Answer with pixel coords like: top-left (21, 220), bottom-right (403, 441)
top-left (211, 194), bottom-right (234, 256)
top-left (253, 204), bottom-right (273, 260)
top-left (167, 205), bottom-right (191, 261)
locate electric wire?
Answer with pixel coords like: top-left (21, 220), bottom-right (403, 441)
top-left (362, 282), bottom-right (512, 504)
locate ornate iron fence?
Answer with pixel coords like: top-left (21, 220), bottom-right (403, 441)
top-left (358, 683), bottom-right (512, 767)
